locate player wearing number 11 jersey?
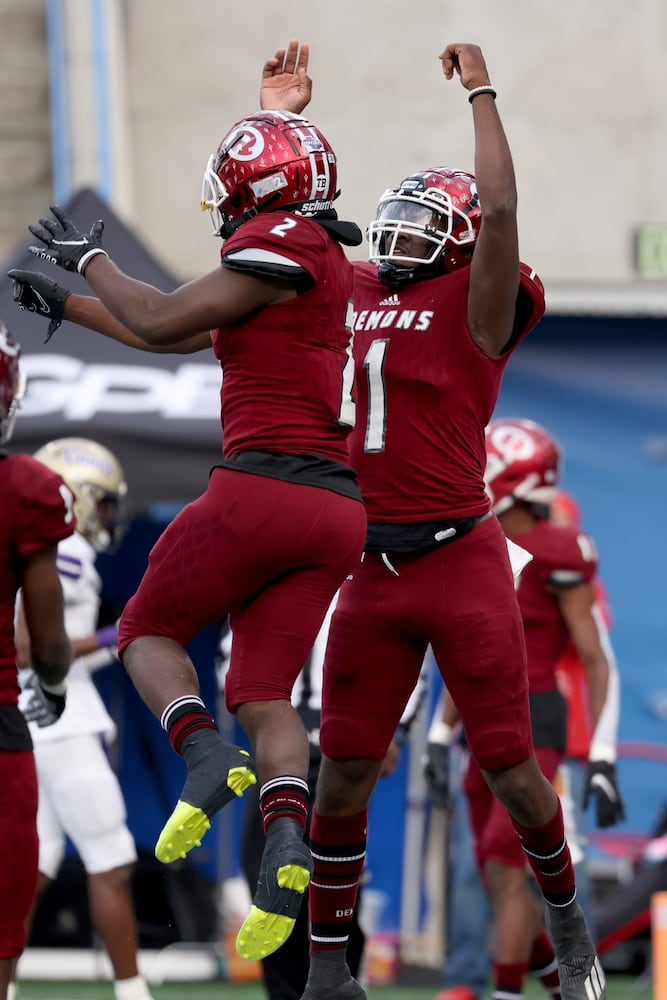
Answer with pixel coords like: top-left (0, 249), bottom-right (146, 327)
top-left (276, 40), bottom-right (606, 1000)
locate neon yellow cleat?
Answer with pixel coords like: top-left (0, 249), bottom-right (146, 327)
top-left (236, 842), bottom-right (313, 960)
top-left (155, 744), bottom-right (256, 864)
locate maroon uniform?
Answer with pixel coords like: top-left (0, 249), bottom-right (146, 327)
top-left (0, 454), bottom-right (74, 709)
top-left (214, 213), bottom-right (356, 463)
top-left (120, 214), bottom-right (367, 707)
top-left (515, 521), bottom-right (598, 692)
top-left (321, 262), bottom-right (545, 771)
top-left (0, 453), bottom-right (74, 960)
top-left (465, 519), bottom-right (599, 869)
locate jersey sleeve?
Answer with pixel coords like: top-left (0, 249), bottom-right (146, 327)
top-left (12, 456), bottom-right (76, 558)
top-left (503, 262), bottom-right (546, 353)
top-left (545, 528), bottom-right (598, 589)
top-left (220, 213), bottom-right (328, 289)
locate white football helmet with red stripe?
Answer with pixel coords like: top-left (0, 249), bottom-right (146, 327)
top-left (0, 322), bottom-right (25, 446)
top-left (485, 417), bottom-right (562, 515)
top-left (201, 111), bottom-right (339, 238)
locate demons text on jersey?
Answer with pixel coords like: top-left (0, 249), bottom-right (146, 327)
top-left (351, 306), bottom-right (434, 333)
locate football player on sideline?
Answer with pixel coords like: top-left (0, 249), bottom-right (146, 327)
top-left (258, 40), bottom-right (606, 1000)
top-left (0, 324), bottom-right (72, 1000)
top-left (9, 103), bottom-right (367, 964)
top-left (14, 438), bottom-right (154, 1000)
top-left (426, 420), bottom-right (622, 1000)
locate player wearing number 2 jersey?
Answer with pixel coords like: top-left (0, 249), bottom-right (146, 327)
top-left (259, 39), bottom-right (606, 1000)
top-left (11, 108), bottom-right (366, 966)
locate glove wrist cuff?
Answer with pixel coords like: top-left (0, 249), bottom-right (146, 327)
top-left (78, 247), bottom-right (109, 276)
top-left (427, 721), bottom-right (453, 746)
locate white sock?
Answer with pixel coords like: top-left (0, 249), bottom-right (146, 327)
top-left (114, 975), bottom-right (153, 1000)
top-left (7, 983), bottom-right (16, 1000)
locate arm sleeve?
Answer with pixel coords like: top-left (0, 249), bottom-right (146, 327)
top-left (588, 602), bottom-right (621, 761)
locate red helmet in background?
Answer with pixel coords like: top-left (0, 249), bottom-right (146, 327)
top-left (0, 322), bottom-right (25, 446)
top-left (550, 489), bottom-right (582, 529)
top-left (201, 111), bottom-right (339, 238)
top-left (484, 417), bottom-right (562, 515)
top-left (367, 167), bottom-right (482, 287)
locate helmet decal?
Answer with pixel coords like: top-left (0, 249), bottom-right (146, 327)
top-left (201, 111), bottom-right (339, 238)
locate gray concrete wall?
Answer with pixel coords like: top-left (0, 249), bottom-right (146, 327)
top-left (0, 0), bottom-right (51, 264)
top-left (2, 0), bottom-right (667, 288)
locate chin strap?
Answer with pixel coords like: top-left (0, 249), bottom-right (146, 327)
top-left (378, 260), bottom-right (444, 289)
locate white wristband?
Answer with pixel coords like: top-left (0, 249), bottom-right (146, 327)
top-left (468, 85), bottom-right (497, 104)
top-left (428, 721), bottom-right (453, 746)
top-left (40, 678), bottom-right (67, 696)
top-left (589, 741), bottom-right (616, 764)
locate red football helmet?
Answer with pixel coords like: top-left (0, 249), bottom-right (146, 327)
top-left (201, 111), bottom-right (339, 238)
top-left (367, 167), bottom-right (482, 285)
top-left (550, 489), bottom-right (582, 529)
top-left (484, 417), bottom-right (562, 515)
top-left (0, 322), bottom-right (25, 446)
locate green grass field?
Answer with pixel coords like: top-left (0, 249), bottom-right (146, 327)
top-left (14, 975), bottom-right (649, 1000)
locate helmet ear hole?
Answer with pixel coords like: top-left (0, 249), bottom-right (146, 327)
top-left (441, 245), bottom-right (474, 273)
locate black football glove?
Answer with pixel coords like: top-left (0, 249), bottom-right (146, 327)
top-left (8, 268), bottom-right (72, 342)
top-left (20, 672), bottom-right (67, 728)
top-left (28, 204), bottom-right (108, 275)
top-left (423, 742), bottom-right (451, 810)
top-left (583, 760), bottom-right (626, 828)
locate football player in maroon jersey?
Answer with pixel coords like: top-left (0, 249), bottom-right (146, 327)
top-left (446, 418), bottom-right (622, 1000)
top-left (10, 109), bottom-right (367, 963)
top-left (258, 40), bottom-right (605, 1000)
top-left (0, 323), bottom-right (73, 1000)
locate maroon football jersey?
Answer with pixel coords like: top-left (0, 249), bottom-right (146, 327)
top-left (211, 213), bottom-right (355, 464)
top-left (0, 454), bottom-right (75, 704)
top-left (349, 261), bottom-right (545, 521)
top-left (513, 519), bottom-right (598, 692)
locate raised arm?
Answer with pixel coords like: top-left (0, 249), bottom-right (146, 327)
top-left (440, 43), bottom-right (520, 356)
top-left (260, 39), bottom-right (312, 114)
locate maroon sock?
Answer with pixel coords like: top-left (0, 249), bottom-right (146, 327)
top-left (530, 929), bottom-right (561, 997)
top-left (160, 695), bottom-right (217, 754)
top-left (492, 960), bottom-right (529, 998)
top-left (308, 807), bottom-right (367, 953)
top-left (260, 776), bottom-right (310, 834)
top-left (510, 801), bottom-right (576, 907)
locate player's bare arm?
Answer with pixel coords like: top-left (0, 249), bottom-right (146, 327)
top-left (9, 268), bottom-right (212, 354)
top-left (556, 581), bottom-right (610, 724)
top-left (441, 43), bottom-right (520, 357)
top-left (64, 292), bottom-right (212, 354)
top-left (78, 257), bottom-right (296, 344)
top-left (20, 546), bottom-right (71, 687)
top-left (260, 38), bottom-right (311, 114)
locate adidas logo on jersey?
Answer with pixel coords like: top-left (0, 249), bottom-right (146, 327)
top-left (379, 293), bottom-right (401, 307)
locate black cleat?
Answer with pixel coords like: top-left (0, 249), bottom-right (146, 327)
top-left (546, 900), bottom-right (606, 1000)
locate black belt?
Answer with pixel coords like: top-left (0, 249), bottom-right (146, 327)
top-left (365, 512), bottom-right (490, 554)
